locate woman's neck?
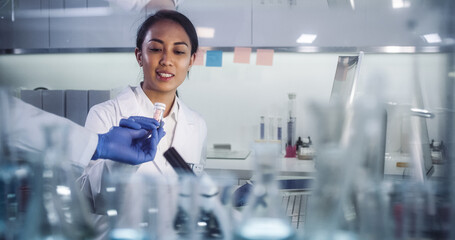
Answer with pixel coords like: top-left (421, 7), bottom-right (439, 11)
top-left (141, 86), bottom-right (176, 118)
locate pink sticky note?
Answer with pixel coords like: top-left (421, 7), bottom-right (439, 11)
top-left (256, 49), bottom-right (274, 66)
top-left (233, 47), bottom-right (252, 64)
top-left (193, 49), bottom-right (206, 66)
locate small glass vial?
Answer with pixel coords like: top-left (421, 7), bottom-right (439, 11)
top-left (153, 103), bottom-right (166, 123)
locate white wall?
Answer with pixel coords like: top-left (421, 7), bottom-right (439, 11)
top-left (0, 52), bottom-right (448, 150)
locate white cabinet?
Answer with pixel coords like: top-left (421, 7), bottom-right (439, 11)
top-left (0, 0), bottom-right (50, 49)
top-left (49, 0), bottom-right (145, 48)
top-left (0, 0), bottom-right (14, 49)
top-left (251, 0), bottom-right (442, 48)
top-left (0, 0), bottom-right (445, 50)
top-left (178, 0), bottom-right (252, 47)
top-left (252, 0), bottom-right (327, 47)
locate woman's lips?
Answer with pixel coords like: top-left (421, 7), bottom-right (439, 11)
top-left (157, 71), bottom-right (174, 81)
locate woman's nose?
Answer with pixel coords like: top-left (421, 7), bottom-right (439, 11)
top-left (159, 52), bottom-right (173, 66)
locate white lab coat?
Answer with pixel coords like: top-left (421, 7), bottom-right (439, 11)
top-left (77, 85), bottom-right (207, 239)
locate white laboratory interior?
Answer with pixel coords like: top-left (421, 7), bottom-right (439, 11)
top-left (1, 0), bottom-right (455, 239)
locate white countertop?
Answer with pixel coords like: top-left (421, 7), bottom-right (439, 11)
top-left (205, 156), bottom-right (316, 180)
top-left (204, 154), bottom-right (445, 180)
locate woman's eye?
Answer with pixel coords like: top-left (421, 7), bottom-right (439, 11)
top-left (149, 48), bottom-right (162, 52)
top-left (175, 50), bottom-right (185, 55)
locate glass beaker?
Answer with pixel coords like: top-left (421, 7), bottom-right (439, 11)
top-left (105, 170), bottom-right (172, 240)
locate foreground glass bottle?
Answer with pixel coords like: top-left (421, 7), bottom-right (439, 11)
top-left (22, 125), bottom-right (96, 240)
top-left (234, 141), bottom-right (295, 240)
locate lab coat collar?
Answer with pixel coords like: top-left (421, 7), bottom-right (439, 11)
top-left (116, 86), bottom-right (141, 118)
top-left (134, 83), bottom-right (155, 117)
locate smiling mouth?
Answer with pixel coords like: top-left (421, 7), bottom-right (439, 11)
top-left (157, 72), bottom-right (174, 78)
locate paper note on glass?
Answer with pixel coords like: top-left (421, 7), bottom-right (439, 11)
top-left (234, 47), bottom-right (252, 64)
top-left (256, 49), bottom-right (274, 66)
top-left (193, 49), bottom-right (206, 66)
top-left (206, 50), bottom-right (223, 67)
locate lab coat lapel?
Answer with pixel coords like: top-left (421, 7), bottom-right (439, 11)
top-left (171, 100), bottom-right (197, 163)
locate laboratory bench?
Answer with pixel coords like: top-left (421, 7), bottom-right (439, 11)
top-left (204, 155), bottom-right (445, 184)
top-left (204, 154), bottom-right (447, 232)
top-left (205, 156), bottom-right (316, 183)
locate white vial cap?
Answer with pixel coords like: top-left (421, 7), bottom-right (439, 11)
top-left (154, 102), bottom-right (166, 110)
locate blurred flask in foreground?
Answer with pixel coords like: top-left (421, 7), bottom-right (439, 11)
top-left (22, 125), bottom-right (96, 239)
top-left (304, 70), bottom-right (390, 239)
top-left (1, 90), bottom-right (96, 239)
top-left (104, 170), bottom-right (174, 240)
top-left (234, 141), bottom-right (296, 240)
top-left (0, 89), bottom-right (32, 240)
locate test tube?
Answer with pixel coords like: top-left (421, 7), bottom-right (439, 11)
top-left (287, 93), bottom-right (297, 146)
top-left (277, 117), bottom-right (282, 141)
top-left (260, 116), bottom-right (265, 140)
top-left (153, 103), bottom-right (166, 124)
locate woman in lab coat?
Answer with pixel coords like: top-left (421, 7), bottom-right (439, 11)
top-left (79, 9), bottom-right (207, 238)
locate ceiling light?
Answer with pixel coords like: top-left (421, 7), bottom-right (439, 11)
top-left (382, 46), bottom-right (416, 53)
top-left (296, 34), bottom-right (317, 44)
top-left (350, 0), bottom-right (355, 10)
top-left (392, 0), bottom-right (411, 9)
top-left (422, 33), bottom-right (442, 43)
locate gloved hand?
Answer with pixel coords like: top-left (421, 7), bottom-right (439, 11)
top-left (120, 116), bottom-right (166, 144)
top-left (119, 116), bottom-right (164, 131)
top-left (91, 117), bottom-right (166, 165)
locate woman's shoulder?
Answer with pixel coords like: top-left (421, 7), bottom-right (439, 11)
top-left (88, 86), bottom-right (137, 115)
top-left (85, 86), bottom-right (137, 132)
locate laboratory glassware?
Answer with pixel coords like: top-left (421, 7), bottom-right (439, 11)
top-left (23, 125), bottom-right (96, 240)
top-left (287, 93), bottom-right (296, 146)
top-left (277, 117), bottom-right (282, 141)
top-left (196, 174), bottom-right (231, 240)
top-left (259, 116), bottom-right (265, 140)
top-left (0, 89), bottom-right (19, 240)
top-left (153, 102), bottom-right (166, 123)
top-left (173, 173), bottom-right (199, 239)
top-left (304, 75), bottom-right (390, 239)
top-left (106, 171), bottom-right (166, 240)
top-left (285, 93), bottom-right (297, 157)
top-left (234, 141), bottom-right (296, 240)
top-left (165, 147), bottom-right (230, 239)
top-left (295, 137), bottom-right (303, 153)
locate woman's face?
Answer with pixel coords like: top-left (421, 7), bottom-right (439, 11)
top-left (136, 19), bottom-right (195, 95)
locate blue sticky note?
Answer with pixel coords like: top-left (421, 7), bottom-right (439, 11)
top-left (206, 50), bottom-right (223, 67)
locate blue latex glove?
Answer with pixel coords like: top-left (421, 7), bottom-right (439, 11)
top-left (120, 116), bottom-right (166, 143)
top-left (91, 117), bottom-right (166, 165)
top-left (119, 116), bottom-right (165, 132)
